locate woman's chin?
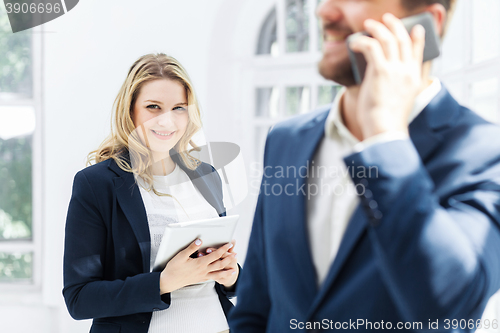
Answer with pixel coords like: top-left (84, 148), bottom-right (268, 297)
top-left (150, 149), bottom-right (173, 161)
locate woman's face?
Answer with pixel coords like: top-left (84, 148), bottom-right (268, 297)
top-left (131, 79), bottom-right (189, 158)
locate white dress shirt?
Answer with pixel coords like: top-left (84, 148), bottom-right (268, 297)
top-left (307, 78), bottom-right (442, 286)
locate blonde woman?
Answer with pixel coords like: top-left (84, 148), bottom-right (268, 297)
top-left (63, 53), bottom-right (238, 333)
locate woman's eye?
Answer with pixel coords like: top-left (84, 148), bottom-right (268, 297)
top-left (146, 104), bottom-right (160, 110)
top-left (173, 106), bottom-right (187, 111)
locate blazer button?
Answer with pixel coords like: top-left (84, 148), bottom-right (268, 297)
top-left (368, 200), bottom-right (378, 209)
top-left (373, 210), bottom-right (383, 220)
top-left (356, 187), bottom-right (363, 196)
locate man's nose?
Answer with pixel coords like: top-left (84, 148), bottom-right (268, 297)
top-left (316, 0), bottom-right (342, 22)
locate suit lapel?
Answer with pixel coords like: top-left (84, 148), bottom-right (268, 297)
top-left (409, 86), bottom-right (460, 162)
top-left (285, 110), bottom-right (331, 298)
top-left (110, 159), bottom-right (151, 273)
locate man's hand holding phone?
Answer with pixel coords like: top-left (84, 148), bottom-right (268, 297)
top-left (348, 13), bottom-right (426, 140)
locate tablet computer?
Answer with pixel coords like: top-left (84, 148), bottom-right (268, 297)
top-left (152, 215), bottom-right (239, 272)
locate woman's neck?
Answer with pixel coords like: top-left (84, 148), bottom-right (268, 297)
top-left (151, 153), bottom-right (176, 176)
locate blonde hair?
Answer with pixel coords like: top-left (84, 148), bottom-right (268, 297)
top-left (87, 53), bottom-right (202, 197)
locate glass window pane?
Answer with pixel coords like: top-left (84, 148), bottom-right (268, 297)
top-left (473, 0), bottom-right (500, 63)
top-left (286, 0), bottom-right (309, 53)
top-left (317, 85), bottom-right (341, 106)
top-left (256, 87), bottom-right (279, 118)
top-left (436, 0), bottom-right (467, 73)
top-left (0, 5), bottom-right (33, 99)
top-left (0, 252), bottom-right (32, 282)
top-left (255, 126), bottom-right (271, 160)
top-left (257, 7), bottom-right (278, 56)
top-left (0, 107), bottom-right (34, 240)
top-left (469, 78), bottom-right (499, 124)
top-left (286, 86), bottom-right (310, 116)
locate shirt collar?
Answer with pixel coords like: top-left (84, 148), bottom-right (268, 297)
top-left (325, 77), bottom-right (442, 143)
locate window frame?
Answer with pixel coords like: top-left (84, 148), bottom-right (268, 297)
top-left (251, 0), bottom-right (340, 162)
top-left (432, 0), bottom-right (500, 125)
top-left (0, 23), bottom-right (43, 292)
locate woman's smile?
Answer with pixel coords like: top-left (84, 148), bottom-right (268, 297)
top-left (151, 129), bottom-right (176, 140)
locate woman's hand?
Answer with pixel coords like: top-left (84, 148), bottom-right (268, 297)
top-left (200, 240), bottom-right (239, 289)
top-left (159, 239), bottom-right (236, 294)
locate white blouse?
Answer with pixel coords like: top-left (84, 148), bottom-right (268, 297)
top-left (137, 163), bottom-right (229, 333)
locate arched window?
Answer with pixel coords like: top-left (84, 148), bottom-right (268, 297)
top-left (256, 8), bottom-right (278, 56)
top-left (251, 0), bottom-right (341, 161)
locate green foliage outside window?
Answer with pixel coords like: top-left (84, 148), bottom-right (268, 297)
top-left (0, 3), bottom-right (35, 282)
top-left (0, 252), bottom-right (32, 281)
top-left (0, 135), bottom-right (32, 239)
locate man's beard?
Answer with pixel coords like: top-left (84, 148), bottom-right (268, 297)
top-left (318, 55), bottom-right (357, 87)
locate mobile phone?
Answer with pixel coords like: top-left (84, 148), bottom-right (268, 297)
top-left (346, 12), bottom-right (441, 84)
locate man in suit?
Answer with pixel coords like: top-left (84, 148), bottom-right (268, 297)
top-left (229, 0), bottom-right (500, 331)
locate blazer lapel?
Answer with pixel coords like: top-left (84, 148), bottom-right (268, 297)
top-left (285, 110), bottom-right (331, 298)
top-left (409, 86), bottom-right (460, 162)
top-left (109, 159), bottom-right (151, 273)
top-left (171, 151), bottom-right (226, 216)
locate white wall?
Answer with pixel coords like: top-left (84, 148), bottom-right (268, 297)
top-left (205, 0), bottom-right (277, 264)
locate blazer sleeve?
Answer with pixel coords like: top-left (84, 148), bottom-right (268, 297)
top-left (63, 170), bottom-right (170, 320)
top-left (344, 138), bottom-right (500, 323)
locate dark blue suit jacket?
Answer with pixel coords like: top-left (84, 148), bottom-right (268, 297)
top-left (229, 87), bottom-right (500, 332)
top-left (63, 152), bottom-right (235, 333)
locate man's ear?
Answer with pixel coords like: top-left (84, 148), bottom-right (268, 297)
top-left (425, 3), bottom-right (448, 37)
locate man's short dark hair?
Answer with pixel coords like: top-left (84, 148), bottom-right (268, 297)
top-left (401, 0), bottom-right (456, 36)
top-left (401, 0), bottom-right (454, 12)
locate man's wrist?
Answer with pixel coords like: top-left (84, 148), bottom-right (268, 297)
top-left (355, 131), bottom-right (409, 152)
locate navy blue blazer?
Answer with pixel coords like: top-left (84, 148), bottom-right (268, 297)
top-left (63, 152), bottom-right (236, 333)
top-left (229, 87), bottom-right (500, 332)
